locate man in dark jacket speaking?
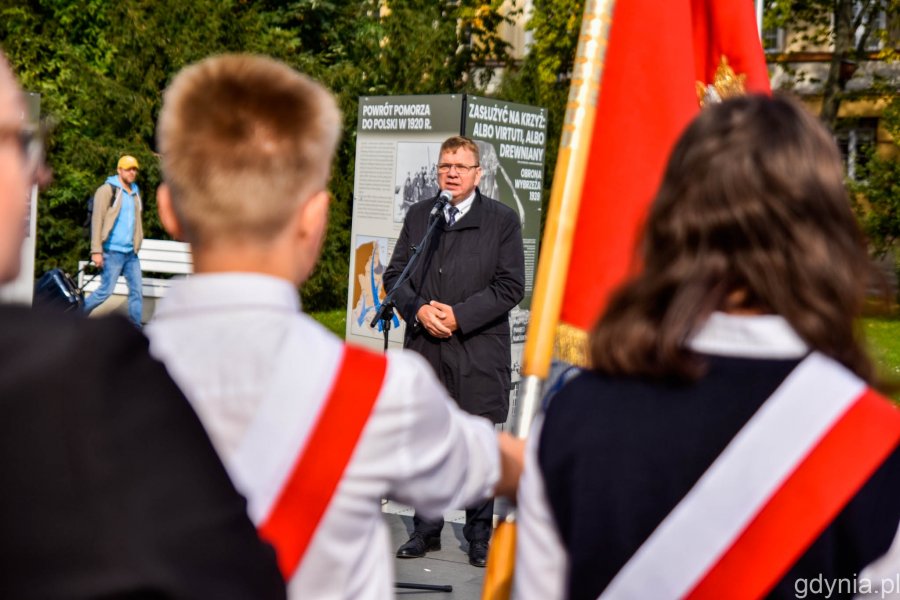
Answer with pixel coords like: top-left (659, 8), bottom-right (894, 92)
top-left (383, 135), bottom-right (525, 567)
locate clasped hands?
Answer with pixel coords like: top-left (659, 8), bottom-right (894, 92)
top-left (416, 300), bottom-right (457, 338)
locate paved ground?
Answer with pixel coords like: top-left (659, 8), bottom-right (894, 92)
top-left (384, 502), bottom-right (487, 599)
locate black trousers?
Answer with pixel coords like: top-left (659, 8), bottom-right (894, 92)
top-left (412, 497), bottom-right (494, 543)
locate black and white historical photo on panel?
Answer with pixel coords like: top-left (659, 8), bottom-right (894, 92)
top-left (474, 140), bottom-right (500, 200)
top-left (393, 142), bottom-right (441, 223)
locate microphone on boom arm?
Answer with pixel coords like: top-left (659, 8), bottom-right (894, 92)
top-left (429, 190), bottom-right (454, 220)
top-left (371, 189), bottom-right (454, 334)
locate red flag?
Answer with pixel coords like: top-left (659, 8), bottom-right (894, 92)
top-left (503, 4), bottom-right (771, 597)
top-left (560, 0), bottom-right (770, 333)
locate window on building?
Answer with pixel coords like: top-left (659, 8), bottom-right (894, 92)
top-left (762, 26), bottom-right (785, 53)
top-left (855, 3), bottom-right (887, 51)
top-left (760, 0), bottom-right (784, 53)
top-left (835, 118), bottom-right (878, 180)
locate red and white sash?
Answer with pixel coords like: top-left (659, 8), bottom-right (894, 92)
top-left (229, 340), bottom-right (387, 581)
top-left (600, 352), bottom-right (900, 600)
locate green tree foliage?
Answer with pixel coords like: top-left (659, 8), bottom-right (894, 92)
top-left (0, 0), bottom-right (515, 310)
top-left (853, 96), bottom-right (900, 256)
top-left (498, 0), bottom-right (583, 228)
top-left (854, 151), bottom-right (900, 256)
top-left (0, 0), bottom-right (283, 285)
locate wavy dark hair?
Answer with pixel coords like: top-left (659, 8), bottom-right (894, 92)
top-left (591, 95), bottom-right (875, 383)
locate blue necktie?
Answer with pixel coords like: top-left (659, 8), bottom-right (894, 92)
top-left (447, 206), bottom-right (459, 226)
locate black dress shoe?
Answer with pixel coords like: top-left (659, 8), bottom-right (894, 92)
top-left (396, 532), bottom-right (441, 558)
top-left (468, 540), bottom-right (489, 567)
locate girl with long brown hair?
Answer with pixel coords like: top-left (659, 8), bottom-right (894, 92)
top-left (514, 95), bottom-right (900, 600)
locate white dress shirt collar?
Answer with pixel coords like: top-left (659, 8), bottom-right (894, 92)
top-left (153, 272), bottom-right (301, 317)
top-left (445, 190), bottom-right (476, 224)
top-left (687, 312), bottom-right (809, 359)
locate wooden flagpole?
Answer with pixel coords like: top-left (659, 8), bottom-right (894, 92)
top-left (516, 0), bottom-right (616, 439)
top-left (481, 2), bottom-right (616, 599)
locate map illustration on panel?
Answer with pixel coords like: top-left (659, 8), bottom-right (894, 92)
top-left (350, 235), bottom-right (399, 338)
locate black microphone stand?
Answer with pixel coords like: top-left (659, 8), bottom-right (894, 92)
top-left (371, 197), bottom-right (454, 594)
top-left (370, 198), bottom-right (447, 352)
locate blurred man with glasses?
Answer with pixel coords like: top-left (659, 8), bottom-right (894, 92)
top-left (83, 154), bottom-right (144, 325)
top-left (384, 135), bottom-right (525, 567)
top-left (0, 98), bottom-right (43, 283)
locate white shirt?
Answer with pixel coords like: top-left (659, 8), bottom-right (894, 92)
top-left (444, 190), bottom-right (476, 224)
top-left (146, 273), bottom-right (499, 600)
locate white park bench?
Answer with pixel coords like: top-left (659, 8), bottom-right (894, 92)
top-left (78, 238), bottom-right (193, 302)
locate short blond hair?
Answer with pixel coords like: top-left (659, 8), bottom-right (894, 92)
top-left (440, 136), bottom-right (480, 164)
top-left (158, 54), bottom-right (341, 246)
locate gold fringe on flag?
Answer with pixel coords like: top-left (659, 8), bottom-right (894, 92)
top-left (553, 323), bottom-right (590, 368)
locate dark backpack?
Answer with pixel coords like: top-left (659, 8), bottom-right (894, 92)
top-left (82, 182), bottom-right (117, 240)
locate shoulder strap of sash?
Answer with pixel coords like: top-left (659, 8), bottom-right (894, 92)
top-left (258, 344), bottom-right (387, 580)
top-left (600, 352), bottom-right (900, 600)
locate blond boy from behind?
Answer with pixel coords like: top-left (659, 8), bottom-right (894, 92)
top-left (146, 54), bottom-right (522, 600)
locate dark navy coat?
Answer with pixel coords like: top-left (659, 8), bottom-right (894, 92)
top-left (0, 306), bottom-right (285, 598)
top-left (383, 190), bottom-right (525, 423)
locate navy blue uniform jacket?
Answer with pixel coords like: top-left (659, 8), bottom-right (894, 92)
top-left (540, 356), bottom-right (900, 600)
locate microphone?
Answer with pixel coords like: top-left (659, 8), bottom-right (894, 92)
top-left (429, 190), bottom-right (453, 219)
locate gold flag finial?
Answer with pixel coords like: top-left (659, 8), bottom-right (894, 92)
top-left (696, 56), bottom-right (748, 108)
